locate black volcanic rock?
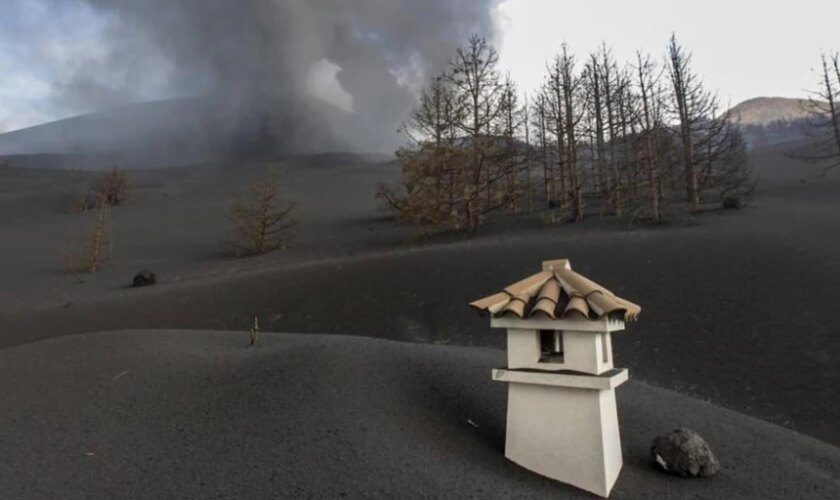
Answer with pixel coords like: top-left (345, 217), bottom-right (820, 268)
top-left (722, 197), bottom-right (743, 209)
top-left (132, 269), bottom-right (157, 288)
top-left (651, 428), bottom-right (720, 478)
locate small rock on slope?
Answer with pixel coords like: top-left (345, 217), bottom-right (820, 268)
top-left (132, 269), bottom-right (157, 288)
top-left (651, 428), bottom-right (720, 478)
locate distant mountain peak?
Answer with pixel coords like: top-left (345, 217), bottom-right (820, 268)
top-left (729, 97), bottom-right (820, 127)
top-left (729, 96), bottom-right (832, 148)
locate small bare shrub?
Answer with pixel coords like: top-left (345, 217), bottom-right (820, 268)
top-left (70, 192), bottom-right (98, 213)
top-left (226, 171), bottom-right (296, 257)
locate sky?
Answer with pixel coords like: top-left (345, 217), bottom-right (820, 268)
top-left (494, 0), bottom-right (840, 107)
top-left (0, 0), bottom-right (838, 133)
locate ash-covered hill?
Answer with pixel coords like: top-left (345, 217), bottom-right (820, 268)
top-left (730, 97), bottom-right (827, 147)
top-left (731, 97), bottom-right (814, 125)
top-left (0, 96), bottom-right (378, 169)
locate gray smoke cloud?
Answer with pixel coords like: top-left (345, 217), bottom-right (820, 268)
top-left (14, 0), bottom-right (501, 158)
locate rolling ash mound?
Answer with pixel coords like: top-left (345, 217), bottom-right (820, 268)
top-left (1, 330), bottom-right (838, 499)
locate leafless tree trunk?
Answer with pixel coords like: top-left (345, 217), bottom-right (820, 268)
top-left (636, 52), bottom-right (664, 221)
top-left (588, 54), bottom-right (608, 203)
top-left (534, 92), bottom-right (555, 205)
top-left (816, 53), bottom-right (840, 170)
top-left (559, 45), bottom-right (584, 221)
top-left (545, 57), bottom-right (568, 208)
top-left (499, 74), bottom-right (524, 214)
top-left (791, 52), bottom-right (840, 173)
top-left (601, 44), bottom-right (620, 206)
top-left (523, 96), bottom-right (534, 213)
top-left (667, 35), bottom-right (702, 211)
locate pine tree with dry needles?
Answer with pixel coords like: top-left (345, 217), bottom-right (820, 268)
top-left (94, 167), bottom-right (130, 207)
top-left (66, 193), bottom-right (111, 274)
top-left (226, 171), bottom-right (297, 257)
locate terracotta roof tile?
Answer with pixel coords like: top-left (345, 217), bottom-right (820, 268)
top-left (530, 279), bottom-right (561, 319)
top-left (500, 293), bottom-right (530, 318)
top-left (470, 260), bottom-right (641, 322)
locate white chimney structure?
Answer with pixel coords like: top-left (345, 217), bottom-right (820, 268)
top-left (470, 259), bottom-right (641, 498)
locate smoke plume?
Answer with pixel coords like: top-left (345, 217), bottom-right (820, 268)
top-left (2, 0), bottom-right (501, 159)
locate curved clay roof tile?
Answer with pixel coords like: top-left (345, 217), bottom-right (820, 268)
top-left (530, 279), bottom-right (562, 318)
top-left (469, 260), bottom-right (641, 322)
top-left (537, 279), bottom-right (561, 302)
top-left (563, 296), bottom-right (591, 319)
top-left (586, 291), bottom-right (638, 320)
top-left (503, 271), bottom-right (553, 297)
top-left (500, 293), bottom-right (530, 318)
top-left (530, 298), bottom-right (557, 319)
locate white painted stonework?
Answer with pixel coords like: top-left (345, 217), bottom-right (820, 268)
top-left (493, 319), bottom-right (629, 498)
top-left (505, 328), bottom-right (616, 375)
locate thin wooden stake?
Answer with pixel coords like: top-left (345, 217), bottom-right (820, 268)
top-left (249, 316), bottom-right (260, 346)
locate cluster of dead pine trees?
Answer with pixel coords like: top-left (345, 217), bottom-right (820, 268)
top-left (380, 35), bottom-right (755, 232)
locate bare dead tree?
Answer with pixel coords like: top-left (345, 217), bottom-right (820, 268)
top-left (379, 70), bottom-right (478, 232)
top-left (694, 104), bottom-right (753, 201)
top-left (600, 44), bottom-right (621, 204)
top-left (586, 52), bottom-right (609, 204)
top-left (448, 34), bottom-right (505, 229)
top-left (522, 96), bottom-right (535, 213)
top-left (382, 143), bottom-right (475, 231)
top-left (613, 65), bottom-right (640, 214)
top-left (833, 53), bottom-right (840, 169)
top-left (532, 91), bottom-right (555, 205)
top-left (399, 75), bottom-right (461, 147)
top-left (498, 74), bottom-right (527, 214)
top-left (666, 35), bottom-right (708, 211)
top-left (544, 57), bottom-right (568, 208)
top-left (798, 52), bottom-right (840, 172)
top-left (559, 45), bottom-right (585, 221)
top-left (387, 74), bottom-right (467, 225)
top-left (667, 35), bottom-right (753, 210)
top-left (635, 52), bottom-right (665, 222)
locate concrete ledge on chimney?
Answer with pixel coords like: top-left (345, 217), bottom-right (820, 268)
top-left (492, 368), bottom-right (629, 391)
top-left (490, 316), bottom-right (626, 333)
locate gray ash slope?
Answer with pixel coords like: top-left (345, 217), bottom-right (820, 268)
top-left (1, 330), bottom-right (838, 500)
top-left (0, 97), bottom-right (364, 168)
top-left (1, 140), bottom-right (839, 450)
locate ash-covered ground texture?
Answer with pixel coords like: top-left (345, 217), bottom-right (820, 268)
top-left (1, 331), bottom-right (839, 500)
top-left (0, 135), bottom-right (839, 498)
